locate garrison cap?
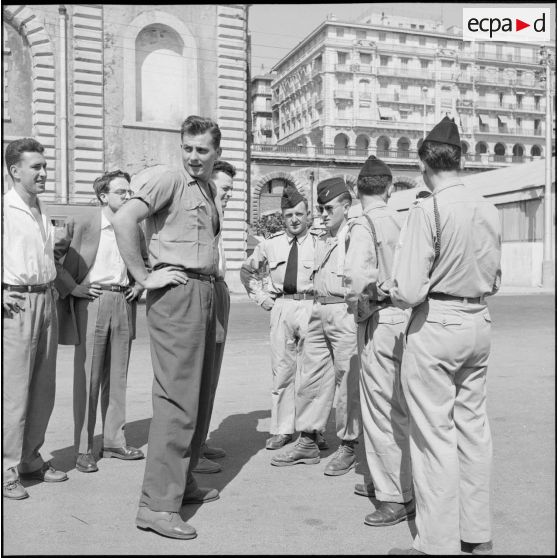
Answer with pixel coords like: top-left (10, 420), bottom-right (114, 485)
top-left (281, 185), bottom-right (306, 209)
top-left (415, 189), bottom-right (431, 199)
top-left (424, 116), bottom-right (461, 148)
top-left (316, 177), bottom-right (350, 205)
top-left (358, 155), bottom-right (392, 179)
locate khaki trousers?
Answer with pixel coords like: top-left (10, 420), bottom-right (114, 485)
top-left (358, 306), bottom-right (412, 503)
top-left (2, 288), bottom-right (58, 478)
top-left (73, 291), bottom-right (133, 453)
top-left (268, 297), bottom-right (313, 435)
top-left (201, 279), bottom-right (230, 444)
top-left (140, 279), bottom-right (216, 512)
top-left (295, 302), bottom-right (361, 441)
top-left (401, 299), bottom-right (493, 555)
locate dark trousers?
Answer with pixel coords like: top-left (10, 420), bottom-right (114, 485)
top-left (201, 280), bottom-right (230, 445)
top-left (139, 279), bottom-right (216, 512)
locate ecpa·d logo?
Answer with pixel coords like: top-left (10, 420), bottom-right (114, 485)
top-left (462, 8), bottom-right (551, 42)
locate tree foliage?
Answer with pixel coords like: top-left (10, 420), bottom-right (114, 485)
top-left (250, 212), bottom-right (284, 238)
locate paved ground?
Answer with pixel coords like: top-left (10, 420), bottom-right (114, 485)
top-left (3, 294), bottom-right (556, 555)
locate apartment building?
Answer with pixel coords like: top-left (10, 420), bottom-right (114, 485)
top-left (269, 11), bottom-right (555, 165)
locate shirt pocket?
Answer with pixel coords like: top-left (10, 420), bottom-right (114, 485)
top-left (268, 260), bottom-right (285, 284)
top-left (376, 312), bottom-right (407, 326)
top-left (165, 199), bottom-right (204, 242)
top-left (425, 312), bottom-right (463, 327)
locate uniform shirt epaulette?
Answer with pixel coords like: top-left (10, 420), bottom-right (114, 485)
top-left (310, 228), bottom-right (326, 237)
top-left (268, 230), bottom-right (285, 239)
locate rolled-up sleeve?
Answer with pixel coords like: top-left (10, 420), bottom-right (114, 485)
top-left (132, 170), bottom-right (177, 216)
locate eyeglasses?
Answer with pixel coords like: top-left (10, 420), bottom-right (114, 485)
top-left (316, 205), bottom-right (335, 215)
top-left (110, 189), bottom-right (133, 197)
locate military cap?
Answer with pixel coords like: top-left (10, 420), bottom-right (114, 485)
top-left (358, 155), bottom-right (392, 179)
top-left (316, 177), bottom-right (349, 204)
top-left (281, 185), bottom-right (306, 209)
top-left (416, 189), bottom-right (431, 199)
top-left (424, 116), bottom-right (461, 148)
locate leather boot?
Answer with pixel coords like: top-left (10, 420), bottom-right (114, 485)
top-left (324, 441), bottom-right (356, 476)
top-left (365, 500), bottom-right (416, 527)
top-left (271, 435), bottom-right (320, 467)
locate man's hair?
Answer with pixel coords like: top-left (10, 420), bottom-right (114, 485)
top-left (4, 138), bottom-right (45, 178)
top-left (418, 141), bottom-right (461, 171)
top-left (357, 175), bottom-right (392, 196)
top-left (212, 160), bottom-right (236, 178)
top-left (180, 115), bottom-right (221, 149)
top-left (93, 169), bottom-right (130, 202)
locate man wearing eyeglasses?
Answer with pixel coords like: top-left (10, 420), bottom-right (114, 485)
top-left (54, 170), bottom-right (146, 475)
top-left (272, 177), bottom-right (361, 476)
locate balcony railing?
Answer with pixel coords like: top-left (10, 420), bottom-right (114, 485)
top-left (377, 67), bottom-right (437, 80)
top-left (377, 94), bottom-right (435, 105)
top-left (251, 144), bottom-right (543, 164)
top-left (476, 51), bottom-right (539, 64)
top-left (473, 126), bottom-right (544, 136)
top-left (334, 90), bottom-right (353, 99)
top-left (334, 64), bottom-right (352, 73)
top-left (472, 100), bottom-right (544, 112)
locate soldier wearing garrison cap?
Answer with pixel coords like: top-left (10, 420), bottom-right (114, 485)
top-left (386, 117), bottom-right (501, 555)
top-left (343, 155), bottom-right (415, 526)
top-left (272, 177), bottom-right (362, 476)
top-left (240, 185), bottom-right (326, 451)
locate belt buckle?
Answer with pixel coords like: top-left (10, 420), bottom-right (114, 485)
top-left (27, 285), bottom-right (33, 293)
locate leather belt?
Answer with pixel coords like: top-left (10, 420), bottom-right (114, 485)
top-left (279, 293), bottom-right (314, 300)
top-left (314, 295), bottom-right (345, 304)
top-left (429, 292), bottom-right (484, 304)
top-left (2, 282), bottom-right (53, 293)
top-left (155, 265), bottom-right (216, 283)
top-left (95, 284), bottom-right (128, 292)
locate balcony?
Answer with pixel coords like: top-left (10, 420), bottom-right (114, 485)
top-left (334, 90), bottom-right (353, 100)
top-left (359, 91), bottom-right (372, 101)
top-left (473, 126), bottom-right (544, 136)
top-left (377, 67), bottom-right (437, 80)
top-left (377, 94), bottom-right (435, 105)
top-left (334, 64), bottom-right (352, 73)
top-left (475, 51), bottom-right (539, 65)
top-left (311, 66), bottom-right (323, 77)
top-left (473, 100), bottom-right (545, 112)
top-left (251, 144), bottom-right (543, 165)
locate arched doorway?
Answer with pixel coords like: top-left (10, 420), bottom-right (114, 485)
top-left (376, 136), bottom-right (390, 157)
top-left (334, 133), bottom-right (349, 155)
top-left (494, 143), bottom-right (506, 161)
top-left (531, 144), bottom-right (542, 157)
top-left (355, 134), bottom-right (369, 157)
top-left (397, 137), bottom-right (410, 158)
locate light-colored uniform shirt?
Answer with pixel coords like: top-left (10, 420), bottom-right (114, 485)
top-left (313, 222), bottom-right (351, 298)
top-left (344, 201), bottom-right (403, 322)
top-left (132, 166), bottom-right (222, 276)
top-left (217, 236), bottom-right (226, 280)
top-left (82, 213), bottom-right (129, 286)
top-left (2, 188), bottom-right (56, 285)
top-left (240, 230), bottom-right (317, 306)
top-left (390, 182), bottom-right (501, 308)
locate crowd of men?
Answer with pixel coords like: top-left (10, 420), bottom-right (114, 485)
top-left (2, 114), bottom-right (501, 555)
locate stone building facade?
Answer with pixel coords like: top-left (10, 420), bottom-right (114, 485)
top-left (2, 3), bottom-right (249, 290)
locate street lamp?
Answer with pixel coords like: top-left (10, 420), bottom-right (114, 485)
top-left (538, 46), bottom-right (555, 288)
top-left (422, 86), bottom-right (429, 139)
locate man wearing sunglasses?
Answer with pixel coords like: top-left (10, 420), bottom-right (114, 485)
top-left (272, 177), bottom-right (361, 476)
top-left (54, 170), bottom-right (147, 475)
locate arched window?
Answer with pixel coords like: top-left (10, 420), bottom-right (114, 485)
top-left (334, 134), bottom-right (349, 155)
top-left (494, 143), bottom-right (506, 161)
top-left (475, 142), bottom-right (488, 154)
top-left (377, 136), bottom-right (390, 156)
top-left (123, 11), bottom-right (198, 127)
top-left (512, 144), bottom-right (524, 161)
top-left (355, 134), bottom-right (369, 156)
top-left (531, 144), bottom-right (542, 157)
top-left (397, 137), bottom-right (410, 158)
top-left (136, 25), bottom-right (185, 123)
top-left (460, 141), bottom-right (469, 155)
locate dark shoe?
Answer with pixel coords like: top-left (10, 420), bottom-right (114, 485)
top-left (266, 434), bottom-right (293, 450)
top-left (76, 453), bottom-right (98, 473)
top-left (202, 443), bottom-right (226, 459)
top-left (136, 507), bottom-right (197, 539)
top-left (3, 479), bottom-right (29, 500)
top-left (271, 438), bottom-right (320, 467)
top-left (388, 548), bottom-right (426, 555)
top-left (182, 486), bottom-right (220, 505)
top-left (365, 500), bottom-right (416, 527)
top-left (354, 481), bottom-right (375, 497)
top-left (102, 446), bottom-right (144, 460)
top-left (192, 457), bottom-right (222, 474)
top-left (324, 442), bottom-right (356, 476)
top-left (20, 461), bottom-right (68, 483)
top-left (461, 541), bottom-right (494, 556)
top-left (316, 432), bottom-right (329, 451)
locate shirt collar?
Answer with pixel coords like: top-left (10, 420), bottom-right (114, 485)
top-left (286, 229), bottom-right (309, 245)
top-left (364, 200), bottom-right (388, 213)
top-left (100, 212), bottom-right (112, 230)
top-left (5, 187), bottom-right (46, 216)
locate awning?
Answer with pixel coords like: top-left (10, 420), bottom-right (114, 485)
top-left (497, 115), bottom-right (510, 126)
top-left (477, 114), bottom-right (487, 124)
top-left (378, 106), bottom-right (396, 119)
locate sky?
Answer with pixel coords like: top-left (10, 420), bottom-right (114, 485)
top-left (249, 2), bottom-right (556, 73)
